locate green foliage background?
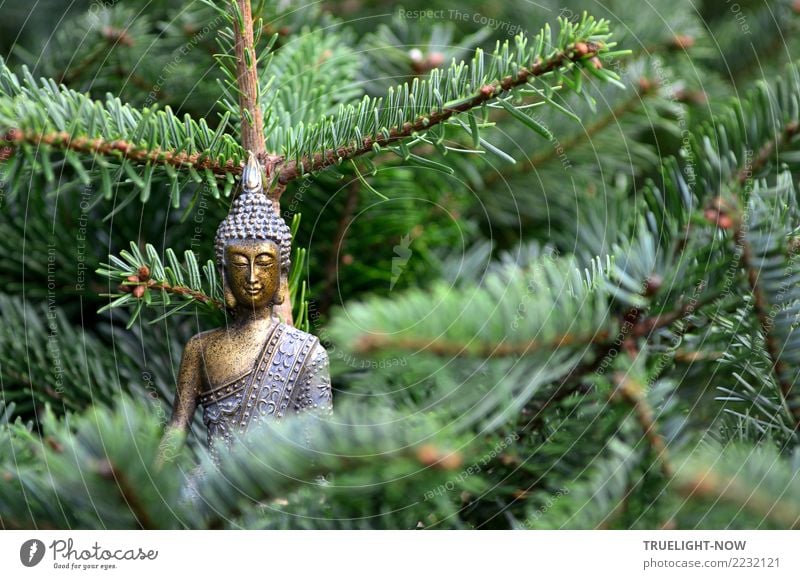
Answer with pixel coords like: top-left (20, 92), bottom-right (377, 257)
top-left (1, 0), bottom-right (799, 529)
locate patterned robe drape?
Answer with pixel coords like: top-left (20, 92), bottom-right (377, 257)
top-left (198, 322), bottom-right (333, 462)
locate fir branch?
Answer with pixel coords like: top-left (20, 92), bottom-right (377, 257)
top-left (518, 417), bottom-right (646, 530)
top-left (330, 254), bottom-right (618, 360)
top-left (273, 15), bottom-right (623, 184)
top-left (1, 14), bottom-right (623, 197)
top-left (353, 331), bottom-right (612, 357)
top-left (0, 58), bottom-right (244, 203)
top-left (3, 128), bottom-right (240, 176)
top-left (644, 68), bottom-right (800, 249)
top-left (484, 74), bottom-right (660, 187)
top-left (549, 304), bottom-right (644, 397)
top-left (0, 294), bottom-right (145, 416)
top-left (729, 189), bottom-right (800, 431)
top-left (96, 242), bottom-right (224, 327)
top-left (524, 296), bottom-right (661, 435)
top-left (195, 404), bottom-right (474, 529)
top-left (258, 24), bottom-right (362, 154)
top-left (96, 218), bottom-right (309, 326)
top-left (37, 396), bottom-right (200, 529)
top-left (673, 444), bottom-right (800, 529)
top-left (345, 261), bottom-right (714, 360)
top-left (735, 226), bottom-right (784, 379)
top-left (677, 470), bottom-right (800, 529)
top-left (640, 68), bottom-right (800, 435)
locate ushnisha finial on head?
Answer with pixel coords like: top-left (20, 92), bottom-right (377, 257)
top-left (241, 151), bottom-right (262, 192)
top-left (214, 152), bottom-right (292, 278)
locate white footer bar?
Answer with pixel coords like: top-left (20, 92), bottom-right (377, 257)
top-left (1, 530), bottom-right (797, 578)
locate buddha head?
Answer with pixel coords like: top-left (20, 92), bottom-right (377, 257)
top-left (214, 154), bottom-right (292, 313)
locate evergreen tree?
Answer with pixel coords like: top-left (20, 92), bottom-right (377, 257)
top-left (1, 0), bottom-right (799, 529)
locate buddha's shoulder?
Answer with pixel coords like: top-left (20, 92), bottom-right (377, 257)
top-left (185, 322), bottom-right (326, 353)
top-left (276, 323), bottom-right (327, 356)
top-left (184, 327), bottom-right (226, 350)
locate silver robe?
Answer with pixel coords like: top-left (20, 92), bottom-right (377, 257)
top-left (197, 322), bottom-right (332, 462)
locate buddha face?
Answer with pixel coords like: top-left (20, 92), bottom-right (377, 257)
top-left (224, 239), bottom-right (281, 310)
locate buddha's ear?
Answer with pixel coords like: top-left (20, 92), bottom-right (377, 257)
top-left (223, 279), bottom-right (237, 310)
top-left (272, 273), bottom-right (288, 305)
top-left (272, 274), bottom-right (294, 325)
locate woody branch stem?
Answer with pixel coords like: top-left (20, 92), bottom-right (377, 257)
top-left (233, 0), bottom-right (266, 161)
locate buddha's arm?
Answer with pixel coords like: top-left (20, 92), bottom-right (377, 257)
top-left (165, 334), bottom-right (203, 433)
top-left (297, 342), bottom-right (333, 415)
top-left (293, 342), bottom-right (332, 450)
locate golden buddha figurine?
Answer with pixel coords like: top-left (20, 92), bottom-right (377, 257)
top-left (164, 153), bottom-right (332, 464)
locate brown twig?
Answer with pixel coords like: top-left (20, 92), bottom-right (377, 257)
top-left (119, 268), bottom-right (223, 309)
top-left (733, 216), bottom-right (800, 430)
top-left (737, 120), bottom-right (800, 185)
top-left (3, 128), bottom-right (239, 177)
top-left (612, 373), bottom-right (673, 479)
top-left (632, 293), bottom-right (715, 338)
top-left (672, 349), bottom-right (724, 362)
top-left (96, 458), bottom-right (156, 529)
top-left (146, 281), bottom-right (223, 309)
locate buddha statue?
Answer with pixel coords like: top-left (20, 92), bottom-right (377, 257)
top-left (164, 153), bottom-right (332, 464)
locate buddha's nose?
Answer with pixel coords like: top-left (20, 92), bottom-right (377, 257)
top-left (248, 264), bottom-right (257, 284)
